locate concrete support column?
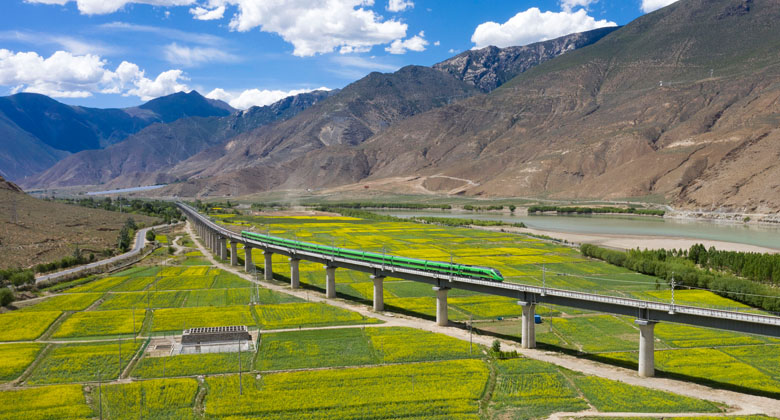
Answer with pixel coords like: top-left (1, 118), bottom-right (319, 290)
top-left (519, 301), bottom-right (536, 349)
top-left (264, 251), bottom-right (273, 281)
top-left (636, 320), bottom-right (657, 377)
top-left (324, 266), bottom-right (336, 298)
top-left (230, 241), bottom-right (238, 266)
top-left (433, 286), bottom-right (450, 326)
top-left (220, 237), bottom-right (228, 260)
top-left (371, 275), bottom-right (385, 312)
top-left (289, 258), bottom-right (300, 289)
top-left (244, 246), bottom-right (254, 273)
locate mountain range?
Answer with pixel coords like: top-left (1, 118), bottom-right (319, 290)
top-left (10, 0), bottom-right (780, 212)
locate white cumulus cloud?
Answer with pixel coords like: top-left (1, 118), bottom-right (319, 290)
top-left (0, 49), bottom-right (189, 100)
top-left (190, 5), bottom-right (225, 20)
top-left (205, 86), bottom-right (330, 110)
top-left (163, 43), bottom-right (239, 66)
top-left (25, 0), bottom-right (196, 15)
top-left (560, 0), bottom-right (598, 12)
top-left (471, 7), bottom-right (617, 49)
top-left (200, 0), bottom-right (408, 56)
top-left (385, 31), bottom-right (428, 54)
top-left (641, 0), bottom-right (678, 13)
top-left (386, 0), bottom-right (413, 12)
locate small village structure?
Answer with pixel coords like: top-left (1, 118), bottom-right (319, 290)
top-left (175, 325), bottom-right (253, 355)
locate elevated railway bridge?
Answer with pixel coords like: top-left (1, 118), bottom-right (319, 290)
top-left (178, 202), bottom-right (780, 378)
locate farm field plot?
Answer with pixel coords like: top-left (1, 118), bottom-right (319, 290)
top-left (258, 327), bottom-right (478, 371)
top-left (490, 358), bottom-right (719, 418)
top-left (491, 358), bottom-right (588, 419)
top-left (99, 291), bottom-right (188, 310)
top-left (94, 377), bottom-right (198, 420)
top-left (601, 347), bottom-right (780, 396)
top-left (550, 315), bottom-right (641, 352)
top-left (20, 293), bottom-right (101, 312)
top-left (571, 375), bottom-right (719, 412)
top-left (151, 305), bottom-right (254, 332)
top-left (367, 327), bottom-right (477, 362)
top-left (0, 343), bottom-right (44, 382)
top-left (0, 384), bottom-right (94, 420)
top-left (654, 323), bottom-right (767, 348)
top-left (27, 341), bottom-right (142, 384)
top-left (215, 213), bottom-right (780, 398)
top-left (51, 309), bottom-right (145, 338)
top-left (0, 311), bottom-right (61, 341)
top-left (67, 275), bottom-right (129, 293)
top-left (253, 302), bottom-right (380, 329)
top-left (258, 328), bottom-right (376, 371)
top-left (132, 351), bottom-right (253, 378)
top-left (205, 359), bottom-right (489, 419)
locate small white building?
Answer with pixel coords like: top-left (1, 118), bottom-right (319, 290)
top-left (176, 325), bottom-right (253, 355)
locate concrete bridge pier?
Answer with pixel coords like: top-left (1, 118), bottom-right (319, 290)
top-left (230, 241), bottom-right (238, 266)
top-left (220, 237), bottom-right (228, 260)
top-left (289, 258), bottom-right (300, 289)
top-left (324, 266), bottom-right (336, 298)
top-left (264, 251), bottom-right (274, 281)
top-left (371, 275), bottom-right (385, 312)
top-left (636, 319), bottom-right (657, 377)
top-left (244, 246), bottom-right (254, 273)
top-left (433, 286), bottom-right (450, 326)
top-left (519, 301), bottom-right (536, 349)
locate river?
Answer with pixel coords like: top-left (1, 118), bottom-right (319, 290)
top-left (374, 210), bottom-right (780, 251)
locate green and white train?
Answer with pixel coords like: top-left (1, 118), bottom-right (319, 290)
top-left (241, 230), bottom-right (504, 282)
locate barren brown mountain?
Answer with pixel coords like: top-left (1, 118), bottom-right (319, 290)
top-left (160, 0), bottom-right (779, 212)
top-left (0, 178), bottom-right (158, 269)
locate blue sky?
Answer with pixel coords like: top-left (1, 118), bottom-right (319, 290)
top-left (0, 0), bottom-right (676, 109)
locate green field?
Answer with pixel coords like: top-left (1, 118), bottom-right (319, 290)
top-left (204, 359), bottom-right (489, 419)
top-left (253, 302), bottom-right (380, 329)
top-left (132, 351), bottom-right (253, 378)
top-left (51, 309), bottom-right (145, 338)
top-left (218, 213), bottom-right (780, 398)
top-left (151, 305), bottom-right (255, 333)
top-left (20, 293), bottom-right (101, 312)
top-left (0, 311), bottom-right (61, 341)
top-left (0, 220), bottom-right (774, 418)
top-left (94, 378), bottom-right (198, 420)
top-left (27, 341), bottom-right (142, 384)
top-left (0, 384), bottom-right (94, 420)
top-left (0, 343), bottom-right (44, 382)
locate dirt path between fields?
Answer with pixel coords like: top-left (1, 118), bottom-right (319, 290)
top-left (186, 222), bottom-right (780, 417)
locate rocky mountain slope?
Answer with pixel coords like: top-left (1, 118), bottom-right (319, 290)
top-left (354, 0), bottom-right (780, 212)
top-left (23, 90), bottom-right (333, 189)
top-left (158, 65), bottom-right (480, 196)
top-left (0, 91), bottom-right (233, 181)
top-left (434, 26), bottom-right (619, 92)
top-left (156, 0), bottom-right (778, 212)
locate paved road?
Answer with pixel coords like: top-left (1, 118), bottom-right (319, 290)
top-left (35, 223), bottom-right (171, 285)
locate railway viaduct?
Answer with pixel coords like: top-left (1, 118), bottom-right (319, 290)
top-left (179, 202), bottom-right (780, 378)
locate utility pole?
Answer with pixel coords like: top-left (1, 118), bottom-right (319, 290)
top-left (669, 273), bottom-right (676, 314)
top-left (469, 314), bottom-right (473, 354)
top-left (118, 335), bottom-right (122, 378)
top-left (542, 264), bottom-right (546, 296)
top-left (98, 370), bottom-right (103, 420)
top-left (238, 339), bottom-right (243, 395)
